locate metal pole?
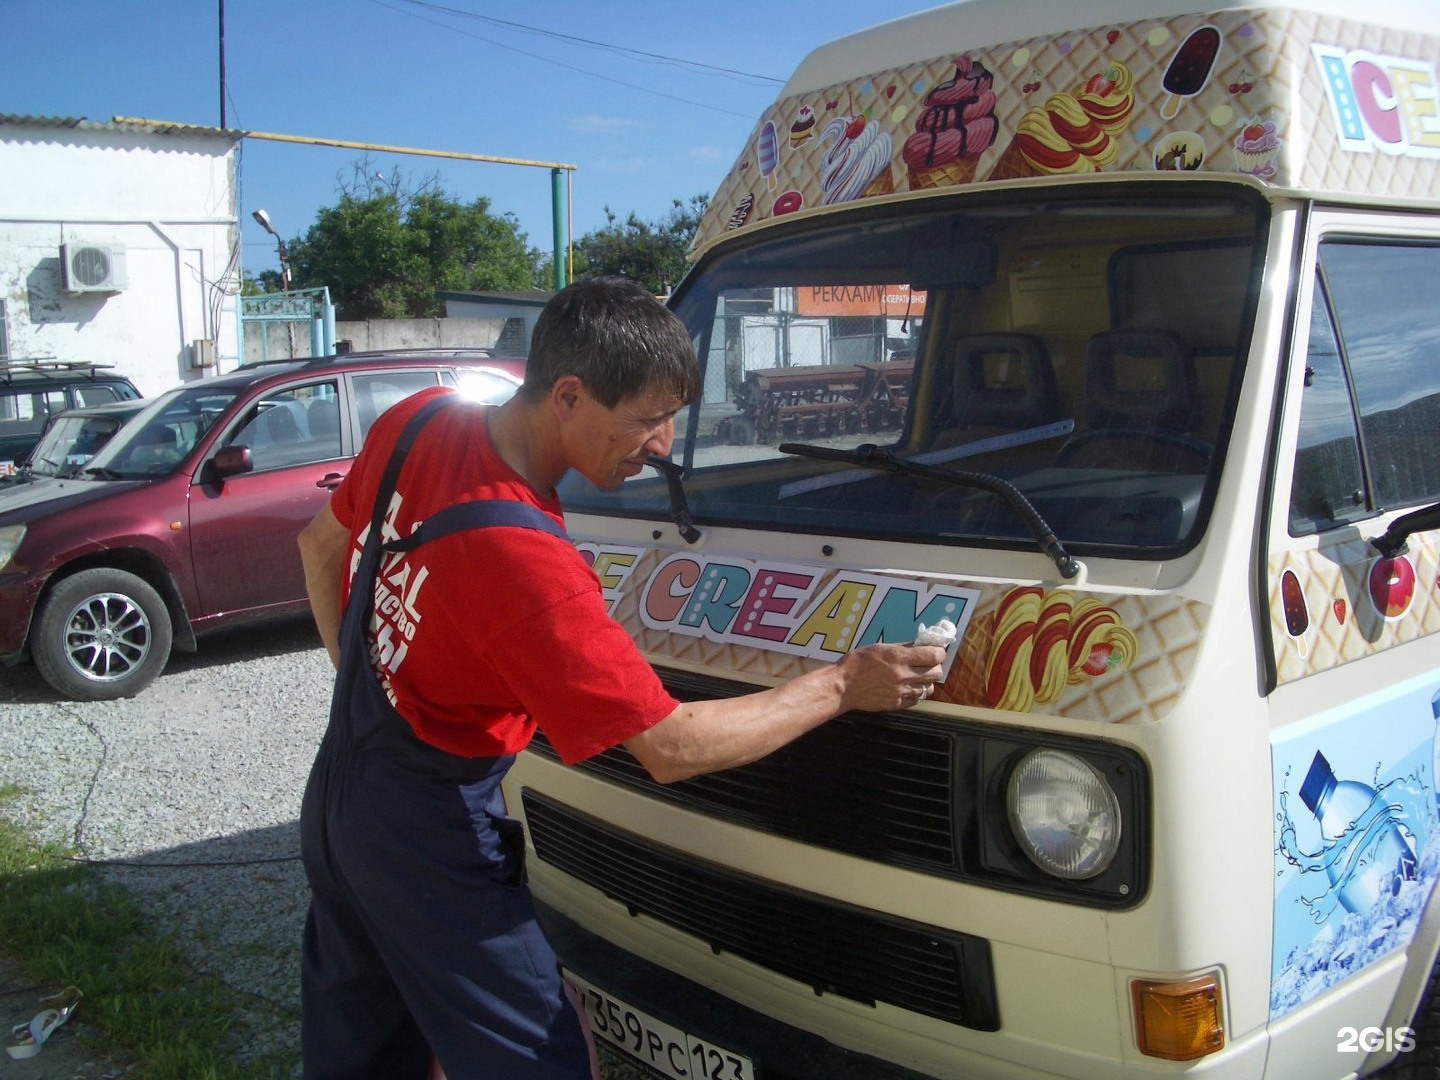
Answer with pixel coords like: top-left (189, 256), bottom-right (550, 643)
top-left (551, 167), bottom-right (566, 291)
top-left (218, 0), bottom-right (226, 129)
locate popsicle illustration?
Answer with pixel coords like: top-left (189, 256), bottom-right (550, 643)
top-left (757, 120), bottom-right (779, 190)
top-left (1280, 568), bottom-right (1310, 657)
top-left (1160, 25), bottom-right (1222, 119)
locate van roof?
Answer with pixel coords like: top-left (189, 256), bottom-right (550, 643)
top-left (784, 0), bottom-right (1440, 95)
top-left (691, 0), bottom-right (1440, 257)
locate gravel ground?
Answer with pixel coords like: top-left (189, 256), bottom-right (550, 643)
top-left (0, 619), bottom-right (647, 1079)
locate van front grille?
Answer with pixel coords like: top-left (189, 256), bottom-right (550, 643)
top-left (528, 678), bottom-right (963, 874)
top-left (522, 791), bottom-right (1000, 1031)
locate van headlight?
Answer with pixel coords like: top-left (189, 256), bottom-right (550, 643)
top-left (1007, 748), bottom-right (1122, 880)
top-left (0, 524), bottom-right (25, 573)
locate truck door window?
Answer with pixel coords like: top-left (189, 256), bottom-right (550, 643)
top-left (1313, 240), bottom-right (1440, 516)
top-left (1289, 277), bottom-right (1366, 535)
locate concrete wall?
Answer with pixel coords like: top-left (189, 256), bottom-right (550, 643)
top-left (0, 120), bottom-right (241, 396)
top-left (242, 316), bottom-right (510, 363)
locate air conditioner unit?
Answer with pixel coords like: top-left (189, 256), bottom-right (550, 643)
top-left (61, 243), bottom-right (128, 293)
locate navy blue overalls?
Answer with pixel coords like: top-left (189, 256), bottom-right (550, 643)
top-left (299, 397), bottom-right (597, 1080)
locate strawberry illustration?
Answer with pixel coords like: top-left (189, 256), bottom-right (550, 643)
top-left (1085, 68), bottom-right (1118, 96)
top-left (1333, 599), bottom-right (1347, 624)
top-left (1082, 642), bottom-right (1115, 677)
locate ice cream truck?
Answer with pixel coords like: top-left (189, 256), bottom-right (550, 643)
top-left (506, 0), bottom-right (1440, 1075)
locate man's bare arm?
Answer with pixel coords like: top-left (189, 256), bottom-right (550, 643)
top-left (297, 503), bottom-right (350, 668)
top-left (624, 642), bottom-right (946, 783)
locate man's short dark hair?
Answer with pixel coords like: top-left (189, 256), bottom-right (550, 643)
top-left (521, 276), bottom-right (701, 409)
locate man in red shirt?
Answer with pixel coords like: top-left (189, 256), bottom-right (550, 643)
top-left (297, 276), bottom-right (945, 1079)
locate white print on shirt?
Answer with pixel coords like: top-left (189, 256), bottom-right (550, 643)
top-left (348, 489), bottom-right (429, 696)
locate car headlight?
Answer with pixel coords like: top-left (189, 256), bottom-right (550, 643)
top-left (0, 524), bottom-right (25, 573)
top-left (1007, 748), bottom-right (1123, 880)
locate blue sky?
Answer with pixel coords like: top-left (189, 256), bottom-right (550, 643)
top-left (3, 0), bottom-right (941, 278)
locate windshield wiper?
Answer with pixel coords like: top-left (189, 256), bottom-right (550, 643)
top-left (645, 454), bottom-right (702, 544)
top-left (779, 442), bottom-right (1081, 580)
top-left (1371, 501), bottom-right (1440, 558)
top-left (83, 465), bottom-right (126, 480)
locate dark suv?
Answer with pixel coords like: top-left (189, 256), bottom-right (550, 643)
top-left (0, 360), bottom-right (143, 472)
top-left (0, 351), bottom-right (520, 700)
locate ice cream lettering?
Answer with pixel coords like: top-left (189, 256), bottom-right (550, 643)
top-left (902, 56), bottom-right (999, 189)
top-left (820, 113), bottom-right (895, 204)
top-left (986, 60), bottom-right (1136, 181)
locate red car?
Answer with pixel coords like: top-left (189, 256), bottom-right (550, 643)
top-left (0, 351), bottom-right (521, 700)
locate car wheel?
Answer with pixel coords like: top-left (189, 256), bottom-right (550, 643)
top-left (31, 568), bottom-right (173, 701)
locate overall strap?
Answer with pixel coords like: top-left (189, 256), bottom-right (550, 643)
top-left (382, 499), bottom-right (569, 553)
top-left (368, 394), bottom-right (571, 554)
top-left (367, 394), bottom-right (458, 546)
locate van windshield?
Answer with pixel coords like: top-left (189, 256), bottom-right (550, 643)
top-left (560, 184), bottom-right (1264, 559)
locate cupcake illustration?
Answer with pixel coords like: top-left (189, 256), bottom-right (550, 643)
top-left (1233, 116), bottom-right (1280, 179)
top-left (790, 104), bottom-right (817, 147)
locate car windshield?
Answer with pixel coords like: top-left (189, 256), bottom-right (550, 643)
top-left (559, 184), bottom-right (1264, 560)
top-left (24, 408), bottom-right (142, 476)
top-left (87, 385), bottom-right (244, 478)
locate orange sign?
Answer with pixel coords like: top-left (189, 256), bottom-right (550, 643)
top-left (795, 284), bottom-right (927, 318)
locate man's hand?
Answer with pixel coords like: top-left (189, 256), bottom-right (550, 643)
top-left (625, 642), bottom-right (948, 784)
top-left (835, 641), bottom-right (947, 713)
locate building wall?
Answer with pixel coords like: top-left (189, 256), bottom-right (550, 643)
top-left (0, 122), bottom-right (241, 396)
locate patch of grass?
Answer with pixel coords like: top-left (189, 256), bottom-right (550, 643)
top-left (0, 785), bottom-right (295, 1079)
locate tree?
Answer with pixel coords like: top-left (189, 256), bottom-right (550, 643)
top-left (573, 194), bottom-right (709, 295)
top-left (283, 165), bottom-right (541, 320)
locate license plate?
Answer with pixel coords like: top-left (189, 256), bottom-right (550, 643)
top-left (564, 970), bottom-right (758, 1080)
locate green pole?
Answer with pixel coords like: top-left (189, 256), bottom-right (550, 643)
top-left (551, 167), bottom-right (566, 291)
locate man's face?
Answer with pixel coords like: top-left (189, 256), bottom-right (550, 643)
top-left (567, 382), bottom-right (684, 489)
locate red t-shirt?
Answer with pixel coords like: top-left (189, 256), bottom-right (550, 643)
top-left (329, 386), bottom-right (677, 764)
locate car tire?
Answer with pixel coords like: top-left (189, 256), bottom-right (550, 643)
top-left (728, 415), bottom-right (757, 446)
top-left (31, 568), bottom-right (173, 701)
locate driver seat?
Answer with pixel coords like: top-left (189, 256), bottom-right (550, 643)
top-left (933, 333), bottom-right (1059, 454)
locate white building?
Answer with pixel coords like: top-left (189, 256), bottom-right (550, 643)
top-left (0, 115), bottom-right (243, 395)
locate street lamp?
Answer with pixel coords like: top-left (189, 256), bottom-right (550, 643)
top-left (251, 208), bottom-right (291, 292)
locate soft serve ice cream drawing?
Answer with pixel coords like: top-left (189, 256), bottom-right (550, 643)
top-left (986, 60), bottom-right (1136, 180)
top-left (820, 112), bottom-right (895, 204)
top-left (903, 55), bottom-right (999, 188)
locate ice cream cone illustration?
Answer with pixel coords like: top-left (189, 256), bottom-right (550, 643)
top-left (985, 60), bottom-right (1135, 181)
top-left (903, 56), bottom-right (998, 189)
top-left (819, 113), bottom-right (895, 205)
top-left (939, 606), bottom-right (994, 707)
top-left (981, 587), bottom-right (1137, 712)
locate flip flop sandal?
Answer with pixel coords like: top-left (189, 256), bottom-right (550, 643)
top-left (5, 985), bottom-right (81, 1060)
